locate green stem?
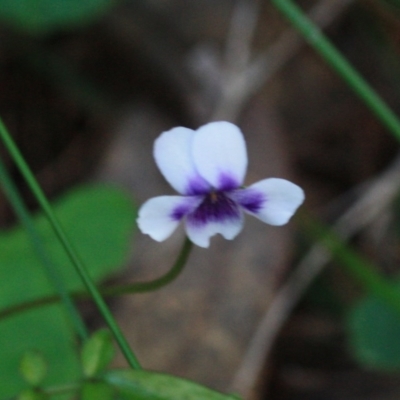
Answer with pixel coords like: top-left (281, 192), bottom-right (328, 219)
top-left (303, 216), bottom-right (400, 315)
top-left (0, 158), bottom-right (88, 340)
top-left (271, 0), bottom-right (400, 142)
top-left (0, 238), bottom-right (193, 320)
top-left (104, 237), bottom-right (193, 295)
top-left (0, 118), bottom-right (141, 370)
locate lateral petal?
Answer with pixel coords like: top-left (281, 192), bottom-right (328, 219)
top-left (233, 178), bottom-right (305, 226)
top-left (192, 121), bottom-right (247, 190)
top-left (154, 127), bottom-right (210, 195)
top-left (137, 195), bottom-right (201, 242)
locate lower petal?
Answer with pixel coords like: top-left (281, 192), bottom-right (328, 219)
top-left (232, 178), bottom-right (305, 226)
top-left (185, 201), bottom-right (244, 248)
top-left (137, 195), bottom-right (201, 242)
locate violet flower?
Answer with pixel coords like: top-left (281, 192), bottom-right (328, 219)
top-left (137, 121), bottom-right (305, 248)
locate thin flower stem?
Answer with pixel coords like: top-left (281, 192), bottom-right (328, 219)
top-left (0, 158), bottom-right (88, 340)
top-left (0, 118), bottom-right (141, 370)
top-left (103, 237), bottom-right (193, 295)
top-left (271, 0), bottom-right (400, 142)
top-left (0, 238), bottom-right (193, 320)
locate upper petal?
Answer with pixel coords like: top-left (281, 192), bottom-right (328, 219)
top-left (154, 127), bottom-right (210, 195)
top-left (192, 121), bottom-right (247, 190)
top-left (232, 178), bottom-right (305, 226)
top-left (137, 195), bottom-right (202, 242)
top-left (185, 192), bottom-right (244, 247)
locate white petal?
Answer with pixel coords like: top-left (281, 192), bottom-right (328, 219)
top-left (137, 195), bottom-right (201, 242)
top-left (154, 127), bottom-right (210, 195)
top-left (233, 178), bottom-right (304, 226)
top-left (192, 121), bottom-right (247, 190)
top-left (185, 200), bottom-right (244, 248)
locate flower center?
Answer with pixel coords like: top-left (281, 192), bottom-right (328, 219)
top-left (210, 191), bottom-right (218, 203)
top-left (189, 191), bottom-right (239, 226)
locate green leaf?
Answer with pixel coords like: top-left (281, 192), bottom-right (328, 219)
top-left (81, 382), bottom-right (115, 400)
top-left (3, 185), bottom-right (137, 298)
top-left (17, 389), bottom-right (48, 400)
top-left (0, 0), bottom-right (115, 35)
top-left (0, 185), bottom-right (136, 397)
top-left (81, 329), bottom-right (115, 378)
top-left (347, 296), bottom-right (400, 371)
top-left (104, 370), bottom-right (242, 400)
top-left (19, 350), bottom-right (47, 386)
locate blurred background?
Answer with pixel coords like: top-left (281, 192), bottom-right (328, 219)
top-left (1, 0), bottom-right (400, 399)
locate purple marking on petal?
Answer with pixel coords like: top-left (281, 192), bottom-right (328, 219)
top-left (218, 173), bottom-right (239, 191)
top-left (171, 205), bottom-right (190, 221)
top-left (231, 189), bottom-right (266, 213)
top-left (170, 197), bottom-right (202, 221)
top-left (185, 176), bottom-right (210, 195)
top-left (187, 191), bottom-right (240, 226)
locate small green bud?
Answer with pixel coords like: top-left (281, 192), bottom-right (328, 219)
top-left (81, 329), bottom-right (115, 377)
top-left (19, 350), bottom-right (47, 386)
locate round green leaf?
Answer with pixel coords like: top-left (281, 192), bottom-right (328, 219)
top-left (81, 329), bottom-right (115, 377)
top-left (19, 350), bottom-right (47, 386)
top-left (347, 296), bottom-right (400, 370)
top-left (0, 185), bottom-right (136, 397)
top-left (104, 369), bottom-right (241, 400)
